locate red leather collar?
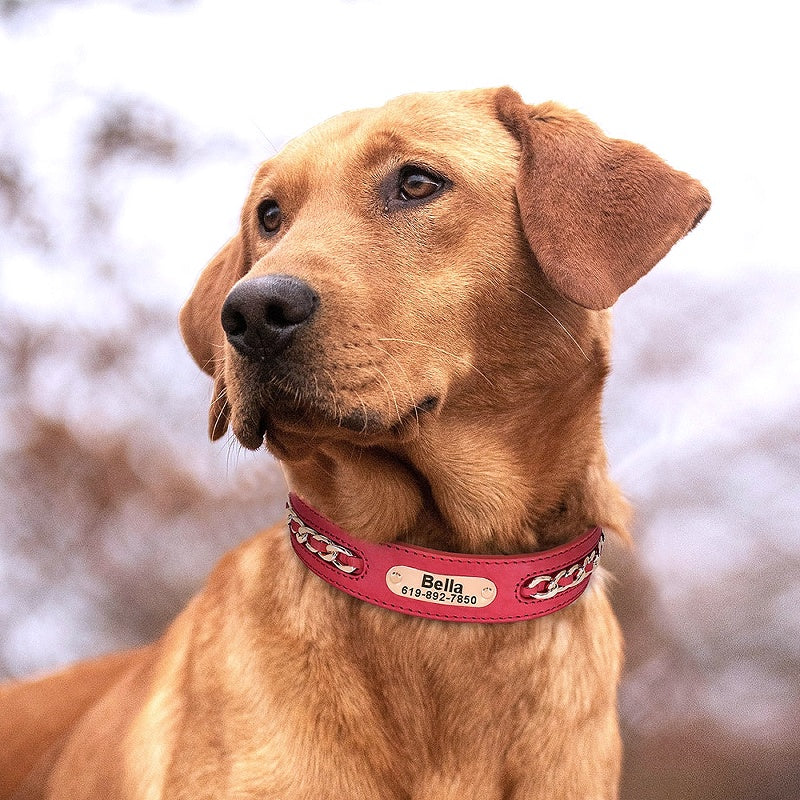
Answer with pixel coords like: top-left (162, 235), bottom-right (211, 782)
top-left (287, 493), bottom-right (604, 623)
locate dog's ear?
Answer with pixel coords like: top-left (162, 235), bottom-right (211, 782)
top-left (179, 235), bottom-right (244, 440)
top-left (495, 87), bottom-right (710, 309)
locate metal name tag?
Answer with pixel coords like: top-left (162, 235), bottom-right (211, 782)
top-left (385, 566), bottom-right (497, 608)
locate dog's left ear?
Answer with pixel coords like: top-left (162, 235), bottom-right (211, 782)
top-left (179, 235), bottom-right (244, 440)
top-left (495, 87), bottom-right (710, 309)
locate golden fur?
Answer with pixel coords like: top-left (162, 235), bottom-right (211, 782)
top-left (0, 87), bottom-right (709, 799)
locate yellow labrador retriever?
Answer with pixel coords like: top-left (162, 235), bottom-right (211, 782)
top-left (0, 87), bottom-right (709, 799)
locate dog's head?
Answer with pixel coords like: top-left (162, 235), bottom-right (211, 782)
top-left (180, 88), bottom-right (708, 530)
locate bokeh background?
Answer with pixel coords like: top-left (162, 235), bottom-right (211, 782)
top-left (1, 1), bottom-right (798, 797)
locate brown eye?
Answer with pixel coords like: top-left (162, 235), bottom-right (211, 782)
top-left (257, 199), bottom-right (282, 234)
top-left (398, 167), bottom-right (444, 202)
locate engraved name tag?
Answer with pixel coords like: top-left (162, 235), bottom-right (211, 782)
top-left (385, 566), bottom-right (497, 608)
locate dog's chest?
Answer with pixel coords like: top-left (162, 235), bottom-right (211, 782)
top-left (164, 621), bottom-right (559, 798)
top-left (156, 551), bottom-right (620, 798)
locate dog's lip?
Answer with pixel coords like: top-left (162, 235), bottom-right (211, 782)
top-left (234, 388), bottom-right (441, 450)
top-left (412, 395), bottom-right (439, 415)
top-left (285, 391), bottom-right (439, 434)
top-left (235, 407), bottom-right (271, 451)
top-left (390, 395), bottom-right (439, 430)
top-left (334, 394), bottom-right (440, 435)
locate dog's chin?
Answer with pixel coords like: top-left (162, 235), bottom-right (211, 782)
top-left (230, 388), bottom-right (440, 455)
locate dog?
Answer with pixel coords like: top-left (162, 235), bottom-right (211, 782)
top-left (0, 87), bottom-right (709, 799)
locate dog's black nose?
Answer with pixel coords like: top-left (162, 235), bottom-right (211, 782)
top-left (220, 275), bottom-right (319, 360)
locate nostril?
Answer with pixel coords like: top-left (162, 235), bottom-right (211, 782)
top-left (268, 282), bottom-right (318, 327)
top-left (265, 302), bottom-right (288, 327)
top-left (265, 299), bottom-right (312, 328)
top-left (222, 309), bottom-right (247, 337)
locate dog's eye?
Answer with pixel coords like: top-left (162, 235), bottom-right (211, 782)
top-left (398, 168), bottom-right (444, 202)
top-left (257, 199), bottom-right (282, 234)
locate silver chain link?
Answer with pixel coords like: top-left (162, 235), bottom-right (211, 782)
top-left (287, 506), bottom-right (359, 574)
top-left (523, 532), bottom-right (604, 600)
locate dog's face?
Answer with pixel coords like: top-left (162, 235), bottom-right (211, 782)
top-left (180, 88), bottom-right (709, 468)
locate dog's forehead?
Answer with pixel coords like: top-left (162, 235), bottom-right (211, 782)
top-left (262, 89), bottom-right (518, 189)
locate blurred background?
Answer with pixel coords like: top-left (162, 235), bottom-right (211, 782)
top-left (0, 1), bottom-right (798, 797)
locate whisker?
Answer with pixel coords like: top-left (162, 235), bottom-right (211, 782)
top-left (511, 286), bottom-right (590, 362)
top-left (370, 343), bottom-right (418, 409)
top-left (224, 432), bottom-right (243, 474)
top-left (371, 363), bottom-right (403, 424)
top-left (321, 367), bottom-right (342, 425)
top-left (207, 383), bottom-right (230, 442)
top-left (250, 119), bottom-right (280, 155)
top-left (213, 384), bottom-right (228, 403)
top-left (212, 405), bottom-right (228, 437)
top-left (356, 393), bottom-right (370, 433)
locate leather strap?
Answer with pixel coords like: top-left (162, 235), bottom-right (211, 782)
top-left (287, 493), bottom-right (604, 623)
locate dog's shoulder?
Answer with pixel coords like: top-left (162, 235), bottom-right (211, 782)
top-left (0, 647), bottom-right (150, 798)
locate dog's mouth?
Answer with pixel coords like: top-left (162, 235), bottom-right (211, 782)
top-left (230, 366), bottom-right (441, 452)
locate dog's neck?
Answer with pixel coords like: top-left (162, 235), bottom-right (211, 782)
top-left (281, 387), bottom-right (629, 556)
